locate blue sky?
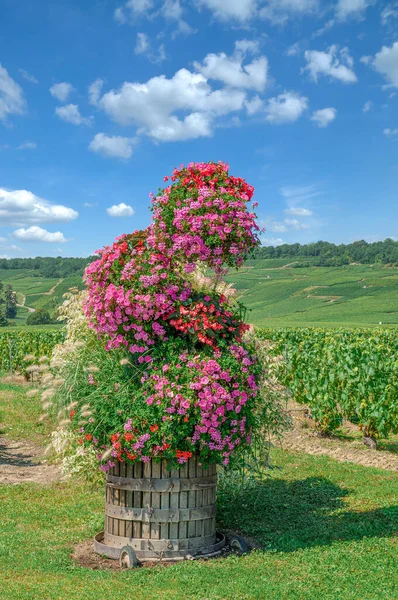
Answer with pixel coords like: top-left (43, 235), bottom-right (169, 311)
top-left (0, 0), bottom-right (397, 258)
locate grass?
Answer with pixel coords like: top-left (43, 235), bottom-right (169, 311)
top-left (225, 261), bottom-right (398, 328)
top-left (0, 378), bottom-right (397, 599)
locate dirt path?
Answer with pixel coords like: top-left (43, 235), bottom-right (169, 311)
top-left (0, 436), bottom-right (60, 485)
top-left (276, 402), bottom-right (398, 471)
top-left (15, 279), bottom-right (64, 314)
top-left (16, 294), bottom-right (35, 313)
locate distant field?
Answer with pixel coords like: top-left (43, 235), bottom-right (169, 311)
top-left (225, 259), bottom-right (398, 328)
top-left (1, 260), bottom-right (398, 328)
top-left (0, 270), bottom-right (84, 325)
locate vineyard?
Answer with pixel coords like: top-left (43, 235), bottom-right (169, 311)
top-left (0, 329), bottom-right (66, 375)
top-left (257, 328), bottom-right (398, 445)
top-left (1, 326), bottom-right (397, 449)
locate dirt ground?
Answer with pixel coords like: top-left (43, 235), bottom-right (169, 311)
top-left (0, 436), bottom-right (60, 485)
top-left (275, 402), bottom-right (398, 472)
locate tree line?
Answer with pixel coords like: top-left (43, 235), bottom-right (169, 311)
top-left (256, 238), bottom-right (398, 266)
top-left (0, 281), bottom-right (17, 326)
top-left (0, 256), bottom-right (95, 278)
top-left (0, 239), bottom-right (397, 277)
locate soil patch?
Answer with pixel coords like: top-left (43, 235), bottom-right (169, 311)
top-left (277, 402), bottom-right (398, 471)
top-left (72, 532), bottom-right (260, 571)
top-left (0, 436), bottom-right (60, 485)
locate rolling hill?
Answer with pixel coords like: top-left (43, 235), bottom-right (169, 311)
top-left (1, 259), bottom-right (398, 328)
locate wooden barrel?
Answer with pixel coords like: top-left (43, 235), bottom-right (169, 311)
top-left (97, 457), bottom-right (223, 561)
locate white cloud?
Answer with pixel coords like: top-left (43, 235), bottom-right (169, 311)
top-left (19, 69), bottom-right (38, 84)
top-left (336, 0), bottom-right (374, 20)
top-left (13, 226), bottom-right (67, 243)
top-left (97, 68), bottom-right (245, 142)
top-left (49, 82), bottom-right (74, 102)
top-left (384, 128), bottom-right (398, 137)
top-left (286, 42), bottom-right (302, 57)
top-left (55, 104), bottom-right (93, 126)
top-left (261, 237), bottom-right (286, 246)
top-left (245, 95), bottom-right (264, 115)
top-left (162, 0), bottom-right (194, 35)
top-left (114, 0), bottom-right (154, 22)
top-left (84, 202), bottom-right (98, 208)
top-left (88, 79), bottom-right (104, 106)
top-left (194, 50), bottom-right (268, 92)
top-left (260, 0), bottom-right (320, 25)
top-left (311, 107), bottom-right (337, 127)
top-left (89, 133), bottom-right (137, 159)
top-left (285, 218), bottom-right (310, 230)
top-left (280, 185), bottom-right (320, 202)
top-left (234, 40), bottom-right (261, 55)
top-left (0, 63), bottom-right (26, 123)
top-left (0, 188), bottom-right (78, 226)
top-left (265, 92), bottom-right (308, 123)
top-left (265, 219), bottom-right (288, 233)
top-left (115, 0), bottom-right (193, 34)
top-left (17, 141), bottom-right (37, 150)
top-left (197, 0), bottom-right (257, 22)
top-left (366, 42), bottom-right (398, 89)
top-left (134, 33), bottom-right (167, 63)
top-left (135, 32), bottom-right (150, 55)
top-left (363, 100), bottom-right (373, 113)
top-left (303, 46), bottom-right (357, 83)
top-left (107, 202), bottom-right (135, 217)
top-left (285, 207), bottom-right (313, 216)
top-left (381, 3), bottom-right (398, 25)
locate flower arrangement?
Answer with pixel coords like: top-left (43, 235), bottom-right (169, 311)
top-left (42, 161), bottom-right (288, 475)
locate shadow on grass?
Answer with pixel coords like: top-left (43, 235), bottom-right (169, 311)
top-left (217, 476), bottom-right (398, 552)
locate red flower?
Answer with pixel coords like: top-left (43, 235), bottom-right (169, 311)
top-left (69, 409), bottom-right (75, 420)
top-left (176, 450), bottom-right (193, 459)
top-left (110, 433), bottom-right (120, 444)
top-left (150, 424), bottom-right (159, 432)
top-left (85, 434), bottom-right (93, 441)
top-left (126, 452), bottom-right (137, 461)
top-left (77, 438), bottom-right (83, 445)
top-left (125, 432), bottom-right (133, 442)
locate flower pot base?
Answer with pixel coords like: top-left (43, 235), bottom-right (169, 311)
top-left (94, 530), bottom-right (226, 562)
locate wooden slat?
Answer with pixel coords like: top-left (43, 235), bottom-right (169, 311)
top-left (141, 461), bottom-right (151, 539)
top-left (106, 475), bottom-right (217, 492)
top-left (150, 462), bottom-right (161, 540)
top-left (125, 463), bottom-right (133, 539)
top-left (178, 463), bottom-right (188, 540)
top-left (169, 467), bottom-right (179, 540)
top-left (105, 503), bottom-right (216, 522)
top-left (161, 461), bottom-right (170, 540)
top-left (133, 462), bottom-right (142, 539)
top-left (188, 458), bottom-right (197, 538)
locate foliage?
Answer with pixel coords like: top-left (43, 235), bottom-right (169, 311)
top-left (0, 329), bottom-right (65, 375)
top-left (257, 237), bottom-right (398, 266)
top-left (42, 162), bottom-right (291, 474)
top-left (0, 256), bottom-right (95, 278)
top-left (0, 281), bottom-right (17, 326)
top-left (256, 328), bottom-right (398, 441)
top-left (26, 308), bottom-right (53, 326)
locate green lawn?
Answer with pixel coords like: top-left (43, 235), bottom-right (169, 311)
top-left (0, 379), bottom-right (397, 599)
